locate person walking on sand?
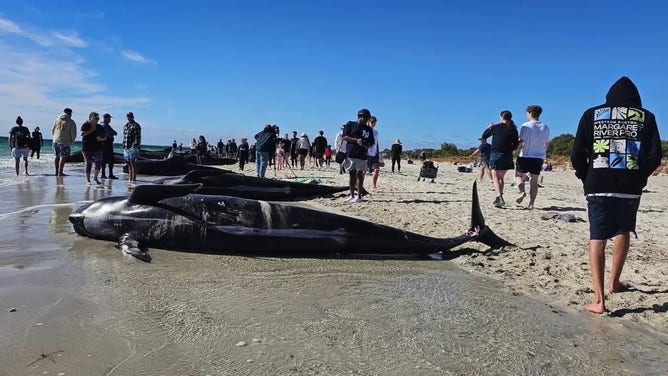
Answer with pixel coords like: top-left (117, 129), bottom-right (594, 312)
top-left (289, 131), bottom-right (299, 168)
top-left (296, 133), bottom-right (311, 170)
top-left (515, 105), bottom-right (550, 209)
top-left (29, 126), bottom-right (44, 159)
top-left (342, 108), bottom-right (375, 203)
top-left (9, 116), bottom-right (31, 175)
top-left (390, 139), bottom-right (402, 173)
top-left (254, 124), bottom-right (277, 178)
top-left (99, 113), bottom-right (119, 179)
top-left (571, 76), bottom-right (662, 315)
top-left (469, 137), bottom-right (492, 182)
top-left (366, 116), bottom-right (381, 190)
top-left (237, 137), bottom-right (249, 171)
top-left (52, 107), bottom-right (77, 177)
top-left (481, 110), bottom-right (519, 208)
top-left (312, 130), bottom-right (328, 169)
top-left (80, 112), bottom-right (107, 185)
top-left (123, 112), bottom-right (142, 184)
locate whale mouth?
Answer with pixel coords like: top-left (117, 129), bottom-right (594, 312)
top-left (69, 202), bottom-right (94, 237)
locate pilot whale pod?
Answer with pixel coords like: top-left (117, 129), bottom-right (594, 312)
top-left (69, 182), bottom-right (512, 261)
top-left (152, 170), bottom-right (349, 200)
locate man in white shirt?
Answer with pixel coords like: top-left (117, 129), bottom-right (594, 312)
top-left (515, 105), bottom-right (550, 209)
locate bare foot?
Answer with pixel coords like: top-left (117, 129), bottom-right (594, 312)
top-left (609, 282), bottom-right (632, 294)
top-left (583, 303), bottom-right (606, 314)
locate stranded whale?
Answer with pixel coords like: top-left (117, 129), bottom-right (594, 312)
top-left (69, 182), bottom-right (512, 262)
top-left (152, 170), bottom-right (350, 200)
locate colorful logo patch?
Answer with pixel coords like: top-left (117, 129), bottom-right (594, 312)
top-left (609, 154), bottom-right (626, 169)
top-left (626, 155), bottom-right (639, 169)
top-left (593, 155), bottom-right (609, 169)
top-left (627, 108), bottom-right (645, 122)
top-left (626, 140), bottom-right (640, 156)
top-left (612, 107), bottom-right (628, 120)
top-left (609, 139), bottom-right (626, 153)
top-left (594, 108), bottom-right (611, 121)
top-left (593, 139), bottom-right (610, 153)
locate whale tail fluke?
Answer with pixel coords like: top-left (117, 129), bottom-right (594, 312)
top-left (470, 181), bottom-right (514, 248)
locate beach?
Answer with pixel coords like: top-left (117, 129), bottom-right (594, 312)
top-left (0, 155), bottom-right (667, 375)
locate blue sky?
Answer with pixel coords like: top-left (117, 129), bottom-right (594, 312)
top-left (1, 0), bottom-right (666, 150)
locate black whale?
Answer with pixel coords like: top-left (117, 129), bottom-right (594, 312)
top-left (69, 182), bottom-right (512, 261)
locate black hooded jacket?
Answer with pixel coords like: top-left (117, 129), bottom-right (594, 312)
top-left (570, 76), bottom-right (662, 195)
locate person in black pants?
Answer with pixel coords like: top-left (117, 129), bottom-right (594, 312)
top-left (390, 139), bottom-right (402, 172)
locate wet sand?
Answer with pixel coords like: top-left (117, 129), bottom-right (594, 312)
top-left (0, 161), bottom-right (667, 375)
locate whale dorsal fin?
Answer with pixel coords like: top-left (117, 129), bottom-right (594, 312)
top-left (129, 184), bottom-right (201, 205)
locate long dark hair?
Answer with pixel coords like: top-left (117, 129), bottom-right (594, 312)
top-left (500, 110), bottom-right (515, 129)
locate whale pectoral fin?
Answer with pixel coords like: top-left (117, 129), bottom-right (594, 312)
top-left (115, 234), bottom-right (152, 263)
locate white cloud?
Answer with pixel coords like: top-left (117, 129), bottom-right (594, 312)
top-left (52, 32), bottom-right (86, 48)
top-left (0, 15), bottom-right (152, 136)
top-left (121, 50), bottom-right (155, 65)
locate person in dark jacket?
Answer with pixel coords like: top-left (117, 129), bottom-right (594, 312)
top-left (390, 139), bottom-right (403, 173)
top-left (571, 76), bottom-right (662, 315)
top-left (254, 124), bottom-right (277, 177)
top-left (29, 126), bottom-right (44, 159)
top-left (481, 110), bottom-right (519, 207)
top-left (99, 113), bottom-right (118, 179)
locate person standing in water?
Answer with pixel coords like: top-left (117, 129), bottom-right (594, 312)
top-left (571, 76), bottom-right (662, 315)
top-left (9, 116), bottom-right (31, 175)
top-left (29, 126), bottom-right (44, 159)
top-left (99, 113), bottom-right (119, 179)
top-left (52, 107), bottom-right (77, 177)
top-left (123, 112), bottom-right (142, 184)
top-left (80, 112), bottom-right (107, 185)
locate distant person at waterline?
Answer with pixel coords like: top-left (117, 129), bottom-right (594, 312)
top-left (30, 126), bottom-right (44, 159)
top-left (100, 113), bottom-right (119, 179)
top-left (52, 107), bottom-right (77, 176)
top-left (80, 112), bottom-right (107, 185)
top-left (9, 116), bottom-right (31, 176)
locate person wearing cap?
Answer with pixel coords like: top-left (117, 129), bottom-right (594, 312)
top-left (80, 112), bottom-right (107, 185)
top-left (237, 137), bottom-right (250, 171)
top-left (254, 124), bottom-right (277, 177)
top-left (469, 137), bottom-right (492, 182)
top-left (296, 132), bottom-right (311, 170)
top-left (390, 139), bottom-right (403, 173)
top-left (29, 126), bottom-right (44, 159)
top-left (341, 108), bottom-right (375, 203)
top-left (9, 116), bottom-right (31, 175)
top-left (52, 107), bottom-right (77, 176)
top-left (334, 125), bottom-right (347, 174)
top-left (99, 113), bottom-right (119, 179)
top-left (122, 112), bottom-right (142, 184)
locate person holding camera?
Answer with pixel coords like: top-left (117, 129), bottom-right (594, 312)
top-left (342, 109), bottom-right (375, 203)
top-left (254, 124), bottom-right (277, 178)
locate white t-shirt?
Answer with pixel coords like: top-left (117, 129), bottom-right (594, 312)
top-left (519, 120), bottom-right (550, 159)
top-left (367, 129), bottom-right (379, 157)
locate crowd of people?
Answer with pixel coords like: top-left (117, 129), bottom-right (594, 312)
top-left (9, 108), bottom-right (142, 185)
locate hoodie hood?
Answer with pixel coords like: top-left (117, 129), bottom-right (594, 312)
top-left (605, 76), bottom-right (642, 107)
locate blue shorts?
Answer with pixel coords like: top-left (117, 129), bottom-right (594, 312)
top-left (11, 148), bottom-right (29, 160)
top-left (124, 149), bottom-right (139, 164)
top-left (587, 196), bottom-right (640, 240)
top-left (53, 143), bottom-right (71, 158)
top-left (488, 152), bottom-right (514, 171)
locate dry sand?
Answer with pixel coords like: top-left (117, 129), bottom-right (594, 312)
top-left (0, 160), bottom-right (666, 375)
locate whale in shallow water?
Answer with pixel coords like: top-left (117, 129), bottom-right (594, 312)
top-left (122, 156), bottom-right (225, 176)
top-left (152, 170), bottom-right (350, 200)
top-left (69, 182), bottom-right (512, 262)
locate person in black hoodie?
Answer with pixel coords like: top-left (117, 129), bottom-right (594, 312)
top-left (571, 76), bottom-right (662, 315)
top-left (254, 124), bottom-right (277, 178)
top-left (481, 110), bottom-right (519, 208)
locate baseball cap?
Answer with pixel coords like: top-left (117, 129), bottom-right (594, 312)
top-left (126, 112), bottom-right (134, 117)
top-left (103, 113), bottom-right (112, 118)
top-left (63, 108), bottom-right (73, 114)
top-left (357, 108), bottom-right (371, 117)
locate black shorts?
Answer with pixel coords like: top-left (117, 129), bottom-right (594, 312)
top-left (516, 157), bottom-right (543, 175)
top-left (298, 149), bottom-right (308, 157)
top-left (587, 196), bottom-right (640, 240)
